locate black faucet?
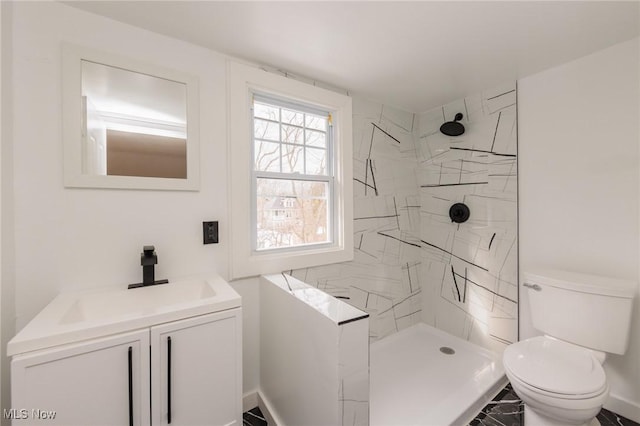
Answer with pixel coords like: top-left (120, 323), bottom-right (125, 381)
top-left (128, 245), bottom-right (169, 289)
top-left (141, 246), bottom-right (157, 284)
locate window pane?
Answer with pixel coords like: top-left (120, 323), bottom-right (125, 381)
top-left (256, 178), bottom-right (330, 250)
top-left (281, 125), bottom-right (304, 144)
top-left (282, 109), bottom-right (304, 126)
top-left (305, 147), bottom-right (327, 175)
top-left (305, 130), bottom-right (326, 148)
top-left (254, 118), bottom-right (279, 141)
top-left (254, 102), bottom-right (279, 121)
top-left (305, 114), bottom-right (327, 131)
top-left (254, 141), bottom-right (281, 172)
top-left (282, 144), bottom-right (304, 174)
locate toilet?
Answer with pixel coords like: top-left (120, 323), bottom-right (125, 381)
top-left (503, 269), bottom-right (636, 426)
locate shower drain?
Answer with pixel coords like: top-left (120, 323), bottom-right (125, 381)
top-left (439, 346), bottom-right (455, 355)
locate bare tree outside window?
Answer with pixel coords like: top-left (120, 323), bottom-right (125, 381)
top-left (253, 98), bottom-right (332, 251)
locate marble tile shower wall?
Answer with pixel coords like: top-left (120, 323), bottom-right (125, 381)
top-left (291, 98), bottom-right (423, 341)
top-left (418, 82), bottom-right (518, 352)
top-left (292, 84), bottom-right (518, 351)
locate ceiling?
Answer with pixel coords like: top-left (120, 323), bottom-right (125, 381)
top-left (65, 1), bottom-right (640, 112)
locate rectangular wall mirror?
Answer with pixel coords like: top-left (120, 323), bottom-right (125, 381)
top-left (62, 44), bottom-right (200, 190)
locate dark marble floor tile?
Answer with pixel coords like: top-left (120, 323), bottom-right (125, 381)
top-left (243, 407), bottom-right (267, 426)
top-left (470, 384), bottom-right (523, 426)
top-left (598, 408), bottom-right (640, 426)
top-left (469, 383), bottom-right (639, 426)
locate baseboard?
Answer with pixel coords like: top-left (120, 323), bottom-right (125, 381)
top-left (257, 390), bottom-right (284, 426)
top-left (605, 393), bottom-right (640, 424)
top-left (243, 390), bottom-right (259, 413)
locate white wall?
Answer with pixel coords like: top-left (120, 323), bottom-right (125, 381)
top-left (519, 37), bottom-right (640, 421)
top-left (0, 0), bottom-right (4, 410)
top-left (5, 1), bottom-right (260, 406)
top-left (230, 277), bottom-right (260, 399)
top-left (1, 2), bottom-right (16, 423)
top-left (11, 2), bottom-right (227, 327)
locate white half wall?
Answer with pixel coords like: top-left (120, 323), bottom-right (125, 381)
top-left (519, 37), bottom-right (640, 421)
top-left (259, 274), bottom-right (369, 426)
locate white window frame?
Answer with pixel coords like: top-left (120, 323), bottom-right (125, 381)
top-left (251, 93), bottom-right (334, 253)
top-left (228, 61), bottom-right (353, 279)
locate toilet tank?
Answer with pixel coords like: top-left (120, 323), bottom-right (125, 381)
top-left (524, 269), bottom-right (636, 355)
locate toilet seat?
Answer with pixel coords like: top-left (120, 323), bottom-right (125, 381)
top-left (505, 362), bottom-right (607, 402)
top-left (505, 366), bottom-right (609, 420)
top-left (503, 336), bottom-right (607, 397)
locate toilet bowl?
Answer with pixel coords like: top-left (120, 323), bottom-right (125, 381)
top-left (504, 270), bottom-right (636, 426)
top-left (504, 336), bottom-right (609, 425)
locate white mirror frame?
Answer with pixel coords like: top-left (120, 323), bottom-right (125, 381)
top-left (62, 43), bottom-right (200, 191)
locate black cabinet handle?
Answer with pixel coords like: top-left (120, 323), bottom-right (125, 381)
top-left (167, 336), bottom-right (172, 424)
top-left (128, 346), bottom-right (133, 426)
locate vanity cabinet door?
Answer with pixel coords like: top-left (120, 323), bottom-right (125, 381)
top-left (150, 309), bottom-right (242, 426)
top-left (11, 329), bottom-right (150, 426)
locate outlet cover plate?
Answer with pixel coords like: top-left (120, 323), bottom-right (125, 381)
top-left (203, 221), bottom-right (218, 244)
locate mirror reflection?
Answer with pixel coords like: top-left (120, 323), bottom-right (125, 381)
top-left (81, 60), bottom-right (188, 179)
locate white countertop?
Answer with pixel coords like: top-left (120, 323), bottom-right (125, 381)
top-left (8, 274), bottom-right (240, 356)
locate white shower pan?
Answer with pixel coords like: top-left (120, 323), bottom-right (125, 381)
top-left (371, 323), bottom-right (507, 426)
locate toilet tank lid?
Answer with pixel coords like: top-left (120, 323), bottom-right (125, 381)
top-left (524, 269), bottom-right (637, 298)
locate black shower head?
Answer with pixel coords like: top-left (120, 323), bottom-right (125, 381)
top-left (440, 113), bottom-right (465, 137)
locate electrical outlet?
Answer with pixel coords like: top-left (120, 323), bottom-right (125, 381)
top-left (203, 221), bottom-right (218, 244)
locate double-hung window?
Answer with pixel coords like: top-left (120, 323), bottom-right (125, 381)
top-left (252, 95), bottom-right (333, 252)
top-left (228, 61), bottom-right (353, 279)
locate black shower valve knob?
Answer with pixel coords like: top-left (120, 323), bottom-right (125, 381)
top-left (449, 203), bottom-right (470, 223)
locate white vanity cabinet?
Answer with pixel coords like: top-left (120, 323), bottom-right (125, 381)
top-left (11, 308), bottom-right (242, 426)
top-left (151, 310), bottom-right (241, 426)
top-left (11, 330), bottom-right (151, 426)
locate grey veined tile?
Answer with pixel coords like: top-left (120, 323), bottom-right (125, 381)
top-left (469, 383), bottom-right (639, 426)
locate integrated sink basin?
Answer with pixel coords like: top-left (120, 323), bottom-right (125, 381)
top-left (8, 274), bottom-right (240, 356)
top-left (61, 279), bottom-right (217, 324)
